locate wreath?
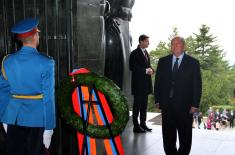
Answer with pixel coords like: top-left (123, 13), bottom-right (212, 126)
top-left (57, 71), bottom-right (129, 138)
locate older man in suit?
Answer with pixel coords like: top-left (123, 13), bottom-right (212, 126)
top-left (129, 34), bottom-right (153, 133)
top-left (154, 36), bottom-right (202, 155)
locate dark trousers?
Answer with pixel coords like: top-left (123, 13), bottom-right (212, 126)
top-left (0, 124), bottom-right (6, 154)
top-left (132, 95), bottom-right (148, 127)
top-left (162, 106), bottom-right (193, 155)
top-left (230, 120), bottom-right (234, 128)
top-left (6, 125), bottom-right (47, 155)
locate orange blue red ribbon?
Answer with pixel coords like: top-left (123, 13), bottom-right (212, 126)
top-left (71, 78), bottom-right (124, 155)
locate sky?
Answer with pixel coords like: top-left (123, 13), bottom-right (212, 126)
top-left (130, 0), bottom-right (235, 65)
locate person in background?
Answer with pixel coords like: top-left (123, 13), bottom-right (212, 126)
top-left (207, 107), bottom-right (213, 116)
top-left (0, 18), bottom-right (55, 155)
top-left (215, 121), bottom-right (220, 130)
top-left (198, 112), bottom-right (203, 129)
top-left (154, 36), bottom-right (202, 155)
top-left (229, 110), bottom-right (234, 128)
top-left (214, 109), bottom-right (220, 122)
top-left (207, 119), bottom-right (212, 130)
top-left (129, 34), bottom-right (153, 133)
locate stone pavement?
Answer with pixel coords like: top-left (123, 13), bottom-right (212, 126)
top-left (121, 112), bottom-right (235, 155)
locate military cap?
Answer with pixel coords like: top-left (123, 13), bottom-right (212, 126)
top-left (11, 18), bottom-right (39, 39)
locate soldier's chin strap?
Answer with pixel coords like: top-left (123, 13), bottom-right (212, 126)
top-left (1, 55), bottom-right (8, 80)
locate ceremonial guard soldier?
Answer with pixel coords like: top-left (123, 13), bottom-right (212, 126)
top-left (0, 18), bottom-right (55, 155)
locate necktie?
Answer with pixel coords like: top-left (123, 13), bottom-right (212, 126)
top-left (170, 57), bottom-right (179, 98)
top-left (172, 58), bottom-right (179, 73)
top-left (144, 50), bottom-right (148, 62)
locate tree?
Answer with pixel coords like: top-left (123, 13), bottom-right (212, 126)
top-left (150, 27), bottom-right (179, 68)
top-left (192, 25), bottom-right (232, 112)
top-left (193, 25), bottom-right (226, 71)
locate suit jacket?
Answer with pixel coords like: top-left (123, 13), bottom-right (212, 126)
top-left (154, 54), bottom-right (202, 112)
top-left (129, 47), bottom-right (153, 95)
top-left (0, 46), bottom-right (55, 130)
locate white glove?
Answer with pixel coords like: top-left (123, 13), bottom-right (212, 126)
top-left (3, 123), bottom-right (7, 133)
top-left (43, 130), bottom-right (54, 149)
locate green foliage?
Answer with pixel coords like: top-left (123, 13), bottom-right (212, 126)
top-left (148, 25), bottom-right (235, 113)
top-left (150, 41), bottom-right (170, 69)
top-left (147, 95), bottom-right (161, 112)
top-left (149, 28), bottom-right (179, 69)
top-left (212, 105), bottom-right (235, 111)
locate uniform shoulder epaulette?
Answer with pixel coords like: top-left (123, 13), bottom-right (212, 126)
top-left (39, 52), bottom-right (53, 59)
top-left (1, 54), bottom-right (10, 80)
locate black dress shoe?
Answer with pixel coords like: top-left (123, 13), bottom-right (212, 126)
top-left (133, 126), bottom-right (145, 133)
top-left (140, 124), bottom-right (152, 132)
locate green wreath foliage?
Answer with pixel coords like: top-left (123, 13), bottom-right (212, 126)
top-left (57, 72), bottom-right (129, 138)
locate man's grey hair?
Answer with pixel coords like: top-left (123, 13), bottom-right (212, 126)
top-left (171, 36), bottom-right (185, 46)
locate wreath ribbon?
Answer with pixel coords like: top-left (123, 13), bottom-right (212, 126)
top-left (57, 68), bottom-right (129, 154)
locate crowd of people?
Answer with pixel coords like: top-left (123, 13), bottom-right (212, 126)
top-left (193, 107), bottom-right (234, 130)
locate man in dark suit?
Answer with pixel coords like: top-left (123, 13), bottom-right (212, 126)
top-left (154, 36), bottom-right (202, 155)
top-left (129, 34), bottom-right (153, 133)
